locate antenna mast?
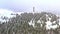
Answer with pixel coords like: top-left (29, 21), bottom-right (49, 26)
top-left (33, 7), bottom-right (35, 12)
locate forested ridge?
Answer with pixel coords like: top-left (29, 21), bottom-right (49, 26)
top-left (0, 12), bottom-right (60, 34)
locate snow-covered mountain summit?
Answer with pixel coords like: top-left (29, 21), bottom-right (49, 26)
top-left (0, 9), bottom-right (60, 30)
top-left (28, 12), bottom-right (60, 30)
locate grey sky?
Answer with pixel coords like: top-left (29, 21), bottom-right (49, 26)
top-left (0, 0), bottom-right (60, 14)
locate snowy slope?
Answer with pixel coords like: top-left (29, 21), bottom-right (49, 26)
top-left (0, 9), bottom-right (60, 30)
top-left (28, 12), bottom-right (60, 30)
top-left (0, 9), bottom-right (24, 23)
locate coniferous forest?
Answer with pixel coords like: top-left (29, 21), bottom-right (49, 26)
top-left (0, 12), bottom-right (60, 34)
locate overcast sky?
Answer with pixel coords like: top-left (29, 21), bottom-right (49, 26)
top-left (0, 0), bottom-right (60, 14)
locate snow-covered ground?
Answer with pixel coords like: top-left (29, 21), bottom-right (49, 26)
top-left (0, 9), bottom-right (24, 23)
top-left (28, 13), bottom-right (60, 30)
top-left (0, 8), bottom-right (60, 30)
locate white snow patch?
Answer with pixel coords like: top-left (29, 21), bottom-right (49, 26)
top-left (41, 24), bottom-right (42, 27)
top-left (58, 19), bottom-right (60, 25)
top-left (37, 20), bottom-right (41, 23)
top-left (50, 24), bottom-right (58, 29)
top-left (37, 20), bottom-right (43, 27)
top-left (45, 14), bottom-right (51, 21)
top-left (56, 15), bottom-right (59, 17)
top-left (0, 9), bottom-right (16, 18)
top-left (46, 14), bottom-right (48, 17)
top-left (46, 21), bottom-right (52, 26)
top-left (46, 20), bottom-right (58, 30)
top-left (13, 11), bottom-right (24, 15)
top-left (28, 19), bottom-right (35, 27)
top-left (53, 21), bottom-right (56, 24)
top-left (46, 21), bottom-right (52, 30)
top-left (49, 17), bottom-right (51, 21)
